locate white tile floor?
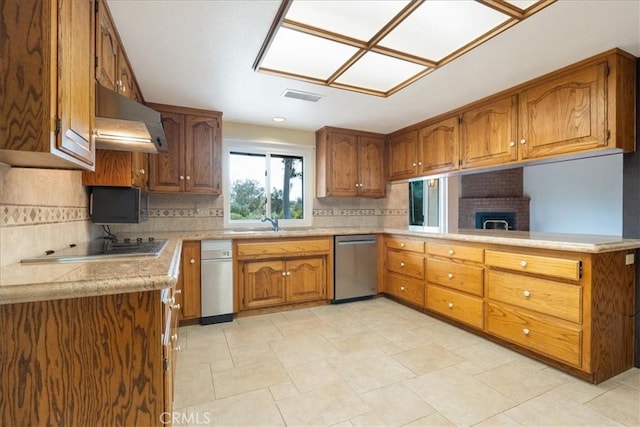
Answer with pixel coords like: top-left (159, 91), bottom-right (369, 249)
top-left (173, 298), bottom-right (640, 427)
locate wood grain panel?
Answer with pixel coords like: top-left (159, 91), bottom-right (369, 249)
top-left (242, 261), bottom-right (286, 308)
top-left (427, 258), bottom-right (484, 296)
top-left (418, 115), bottom-right (460, 174)
top-left (485, 250), bottom-right (581, 280)
top-left (461, 95), bottom-right (518, 168)
top-left (589, 251), bottom-right (636, 383)
top-left (149, 112), bottom-right (184, 192)
top-left (358, 136), bottom-right (386, 198)
top-left (428, 242), bottom-right (484, 263)
top-left (487, 270), bottom-right (581, 323)
top-left (486, 302), bottom-right (582, 367)
top-left (386, 250), bottom-right (425, 280)
top-left (385, 236), bottom-right (425, 253)
top-left (387, 131), bottom-right (418, 180)
top-left (0, 292), bottom-right (163, 426)
top-left (327, 132), bottom-right (358, 196)
top-left (236, 238), bottom-right (332, 259)
top-left (426, 285), bottom-right (483, 329)
top-left (185, 115), bottom-right (218, 194)
top-left (82, 149), bottom-right (132, 186)
top-left (386, 272), bottom-right (425, 307)
top-left (179, 240), bottom-right (201, 321)
top-left (286, 257), bottom-right (326, 302)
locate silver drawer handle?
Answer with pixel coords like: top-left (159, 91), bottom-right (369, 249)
top-left (523, 290), bottom-right (531, 298)
top-left (448, 302), bottom-right (454, 309)
top-left (447, 273), bottom-right (454, 279)
top-left (522, 328), bottom-right (530, 335)
top-left (520, 260), bottom-right (527, 268)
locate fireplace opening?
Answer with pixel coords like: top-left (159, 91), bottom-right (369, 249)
top-left (475, 212), bottom-right (516, 230)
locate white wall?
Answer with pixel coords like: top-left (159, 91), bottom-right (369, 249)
top-left (523, 154), bottom-right (623, 235)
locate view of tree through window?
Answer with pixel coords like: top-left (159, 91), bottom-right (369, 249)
top-left (229, 151), bottom-right (304, 221)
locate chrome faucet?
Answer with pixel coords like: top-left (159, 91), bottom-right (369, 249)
top-left (261, 214), bottom-right (279, 231)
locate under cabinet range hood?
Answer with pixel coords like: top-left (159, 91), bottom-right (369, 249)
top-left (94, 84), bottom-right (168, 153)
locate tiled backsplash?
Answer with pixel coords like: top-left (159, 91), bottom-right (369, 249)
top-left (0, 165), bottom-right (100, 267)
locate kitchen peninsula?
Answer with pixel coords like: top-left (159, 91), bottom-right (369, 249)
top-left (1, 227), bottom-right (638, 427)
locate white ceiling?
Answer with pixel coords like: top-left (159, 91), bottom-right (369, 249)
top-left (107, 0), bottom-right (640, 135)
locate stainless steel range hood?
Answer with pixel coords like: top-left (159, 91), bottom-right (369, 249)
top-left (94, 84), bottom-right (168, 153)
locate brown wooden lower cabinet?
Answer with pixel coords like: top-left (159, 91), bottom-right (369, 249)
top-left (0, 288), bottom-right (178, 426)
top-left (178, 240), bottom-right (202, 324)
top-left (383, 235), bottom-right (636, 384)
top-left (235, 237), bottom-right (333, 311)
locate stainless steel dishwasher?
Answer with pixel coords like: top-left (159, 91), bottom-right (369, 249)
top-left (201, 240), bottom-right (233, 325)
top-left (334, 234), bottom-right (377, 303)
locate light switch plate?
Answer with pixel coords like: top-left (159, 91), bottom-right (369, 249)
top-left (625, 253), bottom-right (635, 265)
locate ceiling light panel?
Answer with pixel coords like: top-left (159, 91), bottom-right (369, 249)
top-left (259, 27), bottom-right (358, 80)
top-left (379, 1), bottom-right (511, 62)
top-left (285, 0), bottom-right (410, 41)
top-left (335, 52), bottom-right (427, 93)
top-left (504, 0), bottom-right (540, 11)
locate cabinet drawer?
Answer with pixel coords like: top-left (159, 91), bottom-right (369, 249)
top-left (428, 242), bottom-right (483, 263)
top-left (488, 270), bottom-right (582, 323)
top-left (486, 302), bottom-right (582, 367)
top-left (386, 237), bottom-right (425, 253)
top-left (237, 238), bottom-right (332, 259)
top-left (386, 250), bottom-right (425, 279)
top-left (427, 258), bottom-right (484, 296)
top-left (426, 286), bottom-right (483, 329)
top-left (485, 250), bottom-right (581, 281)
top-left (386, 273), bottom-right (425, 306)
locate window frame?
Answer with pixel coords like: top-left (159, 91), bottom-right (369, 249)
top-left (223, 138), bottom-right (313, 229)
top-left (408, 175), bottom-right (448, 233)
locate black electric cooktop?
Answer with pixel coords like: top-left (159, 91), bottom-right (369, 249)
top-left (20, 238), bottom-right (168, 264)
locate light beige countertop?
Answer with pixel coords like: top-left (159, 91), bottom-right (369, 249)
top-left (2, 227), bottom-right (639, 305)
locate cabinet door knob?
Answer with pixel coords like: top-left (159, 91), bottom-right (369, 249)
top-left (400, 286), bottom-right (405, 291)
top-left (448, 302), bottom-right (454, 309)
top-left (186, 176), bottom-right (191, 180)
top-left (282, 272), bottom-right (286, 276)
top-left (520, 138), bottom-right (526, 145)
top-left (174, 346), bottom-right (182, 352)
top-left (286, 271), bottom-right (291, 276)
top-left (523, 290), bottom-right (531, 298)
top-left (400, 262), bottom-right (405, 267)
top-left (171, 334), bottom-right (179, 342)
top-left (522, 328), bottom-right (530, 335)
top-left (400, 243), bottom-right (405, 248)
top-left (190, 259), bottom-right (195, 264)
top-left (418, 161), bottom-right (422, 166)
top-left (179, 175), bottom-right (185, 180)
top-left (448, 273), bottom-right (454, 279)
top-left (171, 303), bottom-right (181, 310)
top-left (412, 163), bottom-right (417, 167)
top-left (520, 260), bottom-right (527, 268)
top-left (139, 169), bottom-right (145, 174)
top-left (448, 249), bottom-right (455, 255)
top-left (509, 141), bottom-right (516, 147)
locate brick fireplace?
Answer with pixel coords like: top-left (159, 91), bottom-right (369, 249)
top-left (458, 168), bottom-right (530, 231)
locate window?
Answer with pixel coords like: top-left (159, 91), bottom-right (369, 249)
top-left (223, 140), bottom-right (313, 229)
top-left (408, 177), bottom-right (447, 233)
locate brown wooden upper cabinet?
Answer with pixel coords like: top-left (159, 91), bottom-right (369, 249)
top-left (95, 0), bottom-right (142, 101)
top-left (0, 0), bottom-right (96, 170)
top-left (389, 49), bottom-right (636, 179)
top-left (388, 115), bottom-right (459, 179)
top-left (461, 95), bottom-right (518, 169)
top-left (417, 115), bottom-right (460, 175)
top-left (147, 104), bottom-right (222, 194)
top-left (316, 127), bottom-right (386, 198)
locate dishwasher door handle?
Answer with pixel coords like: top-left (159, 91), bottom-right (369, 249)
top-left (336, 240), bottom-right (376, 246)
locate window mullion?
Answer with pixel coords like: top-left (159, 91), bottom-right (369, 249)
top-left (265, 153), bottom-right (271, 216)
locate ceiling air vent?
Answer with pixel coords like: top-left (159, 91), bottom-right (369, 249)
top-left (281, 89), bottom-right (323, 103)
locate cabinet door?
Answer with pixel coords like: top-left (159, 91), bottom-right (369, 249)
top-left (286, 257), bottom-right (326, 303)
top-left (131, 152), bottom-right (148, 188)
top-left (184, 115), bottom-right (221, 194)
top-left (461, 95), bottom-right (518, 168)
top-left (388, 131), bottom-right (418, 180)
top-left (242, 261), bottom-right (286, 309)
top-left (95, 0), bottom-right (118, 91)
top-left (149, 112), bottom-right (184, 192)
top-left (326, 132), bottom-right (358, 196)
top-left (418, 115), bottom-right (459, 174)
top-left (118, 53), bottom-right (138, 100)
top-left (57, 0), bottom-right (95, 166)
top-left (180, 241), bottom-right (201, 321)
top-left (82, 149), bottom-right (131, 186)
top-left (357, 136), bottom-right (386, 198)
top-left (519, 62), bottom-right (607, 160)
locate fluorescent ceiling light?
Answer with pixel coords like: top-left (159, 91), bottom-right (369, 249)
top-left (254, 0), bottom-right (555, 97)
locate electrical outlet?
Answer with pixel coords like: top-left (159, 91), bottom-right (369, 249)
top-left (625, 253), bottom-right (635, 265)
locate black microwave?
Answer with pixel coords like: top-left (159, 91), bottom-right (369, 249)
top-left (89, 186), bottom-right (149, 224)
